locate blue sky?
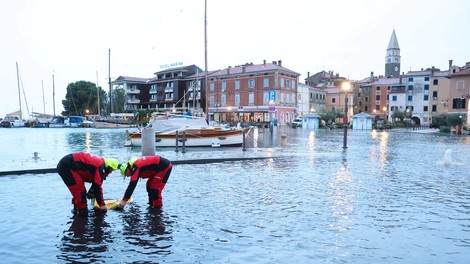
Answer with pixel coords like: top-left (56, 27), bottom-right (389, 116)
top-left (1, 0), bottom-right (469, 117)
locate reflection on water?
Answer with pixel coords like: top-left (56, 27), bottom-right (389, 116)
top-left (58, 216), bottom-right (111, 262)
top-left (0, 127), bottom-right (469, 262)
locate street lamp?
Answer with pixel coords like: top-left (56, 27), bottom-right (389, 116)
top-left (382, 106), bottom-right (387, 121)
top-left (342, 81), bottom-right (351, 149)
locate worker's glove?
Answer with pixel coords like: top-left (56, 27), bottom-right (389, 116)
top-left (117, 200), bottom-right (127, 210)
top-left (86, 188), bottom-right (95, 199)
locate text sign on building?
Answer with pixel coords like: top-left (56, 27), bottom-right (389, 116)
top-left (160, 62), bottom-right (183, 69)
top-left (268, 90), bottom-right (276, 101)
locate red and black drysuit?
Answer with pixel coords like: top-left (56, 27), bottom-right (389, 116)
top-left (122, 156), bottom-right (172, 207)
top-left (57, 152), bottom-right (109, 210)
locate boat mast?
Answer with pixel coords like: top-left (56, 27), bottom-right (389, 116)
top-left (108, 48), bottom-right (113, 114)
top-left (204, 0), bottom-right (209, 122)
top-left (52, 72), bottom-right (56, 116)
top-left (16, 62), bottom-right (22, 118)
top-left (96, 71), bottom-right (101, 116)
top-left (42, 80), bottom-right (46, 114)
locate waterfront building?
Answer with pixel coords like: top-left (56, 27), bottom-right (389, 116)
top-left (448, 62), bottom-right (470, 125)
top-left (296, 83), bottom-right (311, 117)
top-left (112, 65), bottom-right (203, 112)
top-left (353, 72), bottom-right (378, 115)
top-left (205, 60), bottom-right (300, 126)
top-left (296, 83), bottom-right (326, 117)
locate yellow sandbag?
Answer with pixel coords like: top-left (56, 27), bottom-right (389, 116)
top-left (94, 198), bottom-right (133, 210)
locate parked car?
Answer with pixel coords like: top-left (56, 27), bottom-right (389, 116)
top-left (292, 117), bottom-right (302, 128)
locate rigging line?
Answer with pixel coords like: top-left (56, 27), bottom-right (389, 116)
top-left (86, 87), bottom-right (93, 113)
top-left (18, 71), bottom-right (30, 117)
top-left (69, 85), bottom-right (78, 115)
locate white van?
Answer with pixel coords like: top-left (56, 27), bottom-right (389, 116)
top-left (291, 117), bottom-right (302, 128)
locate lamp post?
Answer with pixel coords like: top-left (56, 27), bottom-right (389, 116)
top-left (342, 81), bottom-right (351, 149)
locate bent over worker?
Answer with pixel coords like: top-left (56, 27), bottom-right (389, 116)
top-left (57, 152), bottom-right (119, 216)
top-left (118, 156), bottom-right (172, 209)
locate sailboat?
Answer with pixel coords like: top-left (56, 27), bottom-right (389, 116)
top-left (1, 62), bottom-right (26, 128)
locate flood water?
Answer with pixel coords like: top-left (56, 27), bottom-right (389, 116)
top-left (0, 127), bottom-right (469, 263)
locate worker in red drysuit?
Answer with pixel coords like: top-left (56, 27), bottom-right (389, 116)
top-left (57, 152), bottom-right (119, 216)
top-left (118, 156), bottom-right (172, 209)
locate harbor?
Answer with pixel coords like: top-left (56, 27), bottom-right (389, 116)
top-left (0, 127), bottom-right (469, 263)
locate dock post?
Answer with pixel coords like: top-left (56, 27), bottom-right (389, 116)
top-left (182, 131), bottom-right (186, 153)
top-left (175, 130), bottom-right (179, 152)
top-left (242, 129), bottom-right (246, 151)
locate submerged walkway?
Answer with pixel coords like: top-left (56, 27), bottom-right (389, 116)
top-left (0, 156), bottom-right (274, 176)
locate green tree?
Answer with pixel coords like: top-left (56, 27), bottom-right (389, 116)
top-left (319, 109), bottom-right (339, 124)
top-left (391, 108), bottom-right (405, 122)
top-left (62, 81), bottom-right (106, 116)
top-left (431, 114), bottom-right (447, 127)
top-left (446, 113), bottom-right (464, 127)
top-left (112, 87), bottom-right (127, 113)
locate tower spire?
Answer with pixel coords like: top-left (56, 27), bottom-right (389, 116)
top-left (385, 29), bottom-right (401, 77)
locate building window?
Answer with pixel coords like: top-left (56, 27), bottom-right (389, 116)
top-left (392, 95), bottom-right (397, 101)
top-left (235, 80), bottom-right (240, 90)
top-left (292, 80), bottom-right (296, 89)
top-left (452, 98), bottom-right (466, 109)
top-left (424, 77), bottom-right (429, 81)
top-left (332, 98), bottom-right (336, 104)
top-left (286, 80), bottom-right (291, 88)
top-left (248, 79), bottom-right (255, 88)
top-left (209, 95), bottom-right (214, 106)
top-left (210, 83), bottom-right (215, 91)
top-left (408, 95), bottom-right (413, 101)
top-left (376, 86), bottom-right (380, 90)
top-left (263, 92), bottom-right (269, 104)
top-left (221, 82), bottom-right (226, 92)
top-left (286, 94), bottom-right (290, 104)
top-left (432, 91), bottom-right (438, 98)
top-left (376, 95), bottom-right (380, 100)
top-left (408, 85), bottom-right (413, 90)
top-left (432, 105), bottom-right (437, 112)
top-left (433, 79), bottom-right (438, 85)
top-left (456, 81), bottom-right (465, 91)
top-left (235, 94), bottom-right (240, 106)
top-left (221, 94), bottom-right (226, 106)
top-left (249, 92), bottom-right (254, 105)
top-left (408, 77), bottom-right (413, 82)
top-left (263, 78), bottom-right (269, 88)
top-left (423, 106), bottom-right (428, 112)
top-left (424, 84), bottom-right (429, 90)
top-left (424, 95), bottom-right (429, 101)
top-left (280, 78), bottom-right (284, 88)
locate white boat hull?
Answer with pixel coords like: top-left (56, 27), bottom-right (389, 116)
top-left (125, 130), bottom-right (245, 147)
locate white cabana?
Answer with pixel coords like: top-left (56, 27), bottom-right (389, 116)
top-left (351, 112), bottom-right (373, 130)
top-left (301, 113), bottom-right (321, 129)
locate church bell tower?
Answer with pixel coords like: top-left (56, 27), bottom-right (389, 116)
top-left (385, 29), bottom-right (401, 78)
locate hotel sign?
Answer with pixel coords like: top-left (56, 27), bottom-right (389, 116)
top-left (160, 62), bottom-right (183, 69)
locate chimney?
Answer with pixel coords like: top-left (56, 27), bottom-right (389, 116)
top-left (272, 61), bottom-right (277, 65)
top-left (370, 71), bottom-right (374, 82)
top-left (263, 60), bottom-right (266, 64)
top-left (449, 60), bottom-right (453, 69)
top-left (242, 66), bottom-right (246, 73)
top-left (307, 72), bottom-right (310, 78)
top-left (227, 67), bottom-right (230, 74)
top-left (278, 60), bottom-right (282, 66)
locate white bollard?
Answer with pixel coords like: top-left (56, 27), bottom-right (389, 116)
top-left (281, 133), bottom-right (287, 147)
top-left (141, 127), bottom-right (156, 156)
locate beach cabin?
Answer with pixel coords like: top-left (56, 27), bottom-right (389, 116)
top-left (301, 113), bottom-right (321, 129)
top-left (351, 112), bottom-right (373, 130)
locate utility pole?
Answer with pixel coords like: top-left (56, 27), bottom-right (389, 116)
top-left (108, 48), bottom-right (113, 114)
